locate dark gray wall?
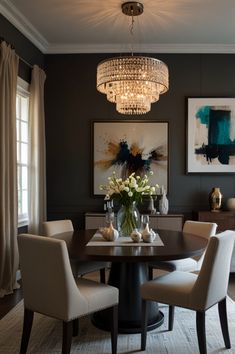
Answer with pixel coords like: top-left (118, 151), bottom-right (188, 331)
top-left (2, 13), bottom-right (235, 228)
top-left (44, 54), bottom-right (235, 228)
top-left (0, 14), bottom-right (44, 81)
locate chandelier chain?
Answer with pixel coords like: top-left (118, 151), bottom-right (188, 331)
top-left (130, 14), bottom-right (135, 55)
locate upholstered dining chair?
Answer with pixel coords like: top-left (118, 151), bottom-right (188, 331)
top-left (18, 234), bottom-right (119, 354)
top-left (141, 230), bottom-right (235, 354)
top-left (43, 219), bottom-right (108, 283)
top-left (148, 220), bottom-right (217, 279)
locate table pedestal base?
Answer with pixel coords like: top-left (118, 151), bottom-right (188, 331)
top-left (92, 262), bottom-right (164, 334)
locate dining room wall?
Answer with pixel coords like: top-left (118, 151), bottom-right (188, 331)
top-left (2, 13), bottom-right (235, 229)
top-left (44, 53), bottom-right (235, 228)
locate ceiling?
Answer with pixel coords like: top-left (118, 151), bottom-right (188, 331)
top-left (1, 0), bottom-right (235, 54)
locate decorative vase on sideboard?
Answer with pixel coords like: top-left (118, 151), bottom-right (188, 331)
top-left (227, 198), bottom-right (235, 212)
top-left (159, 190), bottom-right (169, 215)
top-left (209, 187), bottom-right (222, 212)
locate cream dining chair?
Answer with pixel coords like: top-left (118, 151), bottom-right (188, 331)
top-left (18, 234), bottom-right (119, 354)
top-left (148, 220), bottom-right (217, 279)
top-left (141, 230), bottom-right (235, 354)
top-left (43, 219), bottom-right (108, 283)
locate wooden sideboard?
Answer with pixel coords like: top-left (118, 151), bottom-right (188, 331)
top-left (194, 210), bottom-right (235, 232)
top-left (194, 210), bottom-right (235, 272)
top-left (85, 212), bottom-right (184, 232)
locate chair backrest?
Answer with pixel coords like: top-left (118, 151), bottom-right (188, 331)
top-left (43, 219), bottom-right (74, 236)
top-left (191, 230), bottom-right (235, 311)
top-left (183, 220), bottom-right (218, 269)
top-left (183, 220), bottom-right (217, 240)
top-left (18, 234), bottom-right (88, 321)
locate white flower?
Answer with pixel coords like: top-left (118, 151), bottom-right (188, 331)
top-left (101, 171), bottom-right (157, 205)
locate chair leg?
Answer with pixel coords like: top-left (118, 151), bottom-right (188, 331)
top-left (100, 268), bottom-right (106, 283)
top-left (168, 305), bottom-right (175, 331)
top-left (20, 308), bottom-right (34, 354)
top-left (111, 305), bottom-right (118, 354)
top-left (196, 311), bottom-right (207, 354)
top-left (141, 299), bottom-right (148, 351)
top-left (72, 318), bottom-right (79, 337)
top-left (148, 266), bottom-right (153, 280)
top-left (218, 298), bottom-right (231, 349)
top-left (62, 321), bottom-right (73, 354)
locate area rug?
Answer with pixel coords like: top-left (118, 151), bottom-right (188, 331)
top-left (0, 298), bottom-right (234, 354)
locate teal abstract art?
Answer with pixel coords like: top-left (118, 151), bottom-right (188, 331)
top-left (187, 98), bottom-right (235, 173)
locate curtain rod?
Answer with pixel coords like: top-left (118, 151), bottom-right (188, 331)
top-left (0, 37), bottom-right (33, 69)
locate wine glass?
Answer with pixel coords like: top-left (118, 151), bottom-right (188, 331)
top-left (140, 214), bottom-right (149, 231)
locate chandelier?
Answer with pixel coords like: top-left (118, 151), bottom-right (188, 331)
top-left (96, 1), bottom-right (169, 115)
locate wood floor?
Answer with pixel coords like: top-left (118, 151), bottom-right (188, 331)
top-left (0, 272), bottom-right (235, 321)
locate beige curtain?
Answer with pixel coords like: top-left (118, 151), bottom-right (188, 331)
top-left (0, 42), bottom-right (19, 297)
top-left (28, 65), bottom-right (47, 235)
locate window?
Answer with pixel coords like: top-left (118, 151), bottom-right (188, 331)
top-left (16, 78), bottom-right (30, 226)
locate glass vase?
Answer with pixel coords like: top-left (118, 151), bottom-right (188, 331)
top-left (117, 202), bottom-right (140, 237)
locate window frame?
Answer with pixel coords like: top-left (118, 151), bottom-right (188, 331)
top-left (17, 77), bottom-right (30, 227)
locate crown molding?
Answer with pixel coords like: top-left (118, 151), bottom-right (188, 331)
top-left (46, 43), bottom-right (235, 54)
top-left (1, 1), bottom-right (235, 54)
top-left (0, 0), bottom-right (48, 53)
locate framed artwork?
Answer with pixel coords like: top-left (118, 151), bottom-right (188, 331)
top-left (187, 97), bottom-right (235, 173)
top-left (92, 121), bottom-right (169, 196)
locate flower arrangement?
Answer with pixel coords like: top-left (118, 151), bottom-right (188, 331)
top-left (100, 171), bottom-right (158, 206)
top-left (100, 171), bottom-right (158, 236)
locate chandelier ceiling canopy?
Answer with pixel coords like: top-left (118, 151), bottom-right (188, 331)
top-left (96, 1), bottom-right (169, 115)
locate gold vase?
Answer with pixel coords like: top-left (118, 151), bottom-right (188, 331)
top-left (209, 187), bottom-right (222, 212)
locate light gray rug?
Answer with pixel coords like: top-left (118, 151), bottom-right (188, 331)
top-left (0, 298), bottom-right (235, 354)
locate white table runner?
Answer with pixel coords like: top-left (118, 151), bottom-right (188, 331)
top-left (86, 233), bottom-right (164, 247)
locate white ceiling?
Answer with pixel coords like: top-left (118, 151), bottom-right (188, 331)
top-left (1, 0), bottom-right (235, 54)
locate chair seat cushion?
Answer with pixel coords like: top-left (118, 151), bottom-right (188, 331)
top-left (141, 271), bottom-right (197, 309)
top-left (149, 258), bottom-right (198, 272)
top-left (76, 278), bottom-right (119, 315)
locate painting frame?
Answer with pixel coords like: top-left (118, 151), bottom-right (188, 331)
top-left (187, 97), bottom-right (235, 174)
top-left (92, 120), bottom-right (169, 196)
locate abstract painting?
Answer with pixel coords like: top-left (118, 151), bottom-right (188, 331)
top-left (187, 97), bottom-right (235, 173)
top-left (93, 121), bottom-right (168, 195)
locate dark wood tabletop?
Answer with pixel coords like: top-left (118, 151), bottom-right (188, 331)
top-left (54, 228), bottom-right (208, 262)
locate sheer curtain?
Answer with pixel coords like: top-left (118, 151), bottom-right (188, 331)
top-left (28, 65), bottom-right (47, 235)
top-left (0, 41), bottom-right (19, 297)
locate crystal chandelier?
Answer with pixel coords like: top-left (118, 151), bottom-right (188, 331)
top-left (96, 2), bottom-right (169, 115)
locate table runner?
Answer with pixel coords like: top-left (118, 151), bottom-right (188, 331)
top-left (86, 233), bottom-right (164, 246)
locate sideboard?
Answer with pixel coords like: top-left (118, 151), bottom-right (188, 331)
top-left (193, 210), bottom-right (235, 272)
top-left (85, 212), bottom-right (184, 232)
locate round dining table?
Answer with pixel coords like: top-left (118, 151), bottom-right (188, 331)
top-left (54, 228), bottom-right (207, 334)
